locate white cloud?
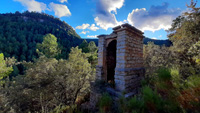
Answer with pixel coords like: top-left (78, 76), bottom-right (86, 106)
top-left (95, 13), bottom-right (121, 30)
top-left (95, 0), bottom-right (125, 30)
top-left (76, 24), bottom-right (90, 30)
top-left (14, 0), bottom-right (47, 12)
top-left (89, 24), bottom-right (99, 31)
top-left (152, 37), bottom-right (157, 40)
top-left (97, 0), bottom-right (124, 14)
top-left (58, 0), bottom-right (67, 3)
top-left (76, 24), bottom-right (99, 31)
top-left (127, 3), bottom-right (181, 32)
top-left (49, 2), bottom-right (71, 17)
top-left (87, 35), bottom-right (98, 38)
top-left (80, 31), bottom-right (90, 34)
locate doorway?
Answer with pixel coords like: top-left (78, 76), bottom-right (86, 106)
top-left (106, 40), bottom-right (117, 83)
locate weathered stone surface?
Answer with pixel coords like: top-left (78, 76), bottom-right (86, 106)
top-left (94, 23), bottom-right (145, 98)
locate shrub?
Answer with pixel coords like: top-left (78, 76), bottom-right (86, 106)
top-left (98, 93), bottom-right (112, 113)
top-left (142, 86), bottom-right (164, 113)
top-left (127, 96), bottom-right (142, 113)
top-left (157, 68), bottom-right (171, 81)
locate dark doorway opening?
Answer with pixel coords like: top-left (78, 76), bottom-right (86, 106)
top-left (106, 40), bottom-right (117, 83)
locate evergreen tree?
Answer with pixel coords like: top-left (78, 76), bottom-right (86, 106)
top-left (0, 53), bottom-right (13, 85)
top-left (36, 34), bottom-right (60, 58)
top-left (88, 41), bottom-right (98, 53)
top-left (79, 40), bottom-right (89, 53)
top-left (167, 0), bottom-right (200, 76)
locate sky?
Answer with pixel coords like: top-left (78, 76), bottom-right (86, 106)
top-left (0, 0), bottom-right (198, 40)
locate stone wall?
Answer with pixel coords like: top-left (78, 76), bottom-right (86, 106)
top-left (114, 24), bottom-right (144, 95)
top-left (95, 23), bottom-right (144, 97)
top-left (96, 35), bottom-right (107, 80)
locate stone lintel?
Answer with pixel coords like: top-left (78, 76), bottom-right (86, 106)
top-left (121, 23), bottom-right (143, 34)
top-left (105, 33), bottom-right (117, 39)
top-left (116, 27), bottom-right (144, 37)
top-left (113, 25), bottom-right (122, 31)
top-left (113, 23), bottom-right (144, 37)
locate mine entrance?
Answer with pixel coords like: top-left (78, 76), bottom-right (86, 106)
top-left (106, 40), bottom-right (117, 83)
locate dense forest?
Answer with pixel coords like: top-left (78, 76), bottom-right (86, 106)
top-left (0, 0), bottom-right (200, 113)
top-left (0, 11), bottom-right (81, 61)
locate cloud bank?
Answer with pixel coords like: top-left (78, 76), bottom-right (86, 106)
top-left (58, 0), bottom-right (67, 3)
top-left (14, 0), bottom-right (71, 18)
top-left (127, 3), bottom-right (181, 32)
top-left (87, 35), bottom-right (98, 38)
top-left (76, 24), bottom-right (90, 30)
top-left (95, 0), bottom-right (125, 30)
top-left (89, 24), bottom-right (99, 31)
top-left (14, 0), bottom-right (46, 12)
top-left (76, 24), bottom-right (99, 31)
top-left (80, 31), bottom-right (90, 34)
top-left (49, 2), bottom-right (71, 17)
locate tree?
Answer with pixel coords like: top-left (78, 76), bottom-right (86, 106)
top-left (88, 41), bottom-right (98, 53)
top-left (79, 40), bottom-right (89, 53)
top-left (67, 47), bottom-right (95, 103)
top-left (188, 41), bottom-right (200, 65)
top-left (0, 53), bottom-right (13, 85)
top-left (87, 41), bottom-right (98, 68)
top-left (143, 42), bottom-right (173, 76)
top-left (0, 11), bottom-right (81, 61)
top-left (167, 0), bottom-right (200, 76)
top-left (2, 47), bottom-right (95, 112)
top-left (36, 34), bottom-right (60, 58)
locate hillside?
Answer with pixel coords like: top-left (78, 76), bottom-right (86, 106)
top-left (143, 37), bottom-right (172, 47)
top-left (0, 11), bottom-right (81, 61)
top-left (0, 11), bottom-right (171, 62)
top-left (85, 37), bottom-right (172, 47)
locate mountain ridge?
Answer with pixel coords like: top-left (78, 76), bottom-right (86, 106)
top-left (83, 37), bottom-right (172, 47)
top-left (0, 11), bottom-right (81, 61)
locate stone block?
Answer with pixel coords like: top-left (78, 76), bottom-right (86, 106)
top-left (94, 23), bottom-right (144, 98)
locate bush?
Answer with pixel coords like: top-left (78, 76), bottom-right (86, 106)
top-left (142, 86), bottom-right (164, 112)
top-left (99, 93), bottom-right (112, 113)
top-left (127, 96), bottom-right (142, 113)
top-left (157, 68), bottom-right (171, 81)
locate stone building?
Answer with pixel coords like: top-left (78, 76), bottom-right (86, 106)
top-left (96, 23), bottom-right (145, 97)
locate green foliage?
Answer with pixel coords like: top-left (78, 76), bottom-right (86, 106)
top-left (167, 1), bottom-right (200, 76)
top-left (0, 11), bottom-right (81, 61)
top-left (99, 93), bottom-right (112, 113)
top-left (119, 86), bottom-right (169, 113)
top-left (170, 68), bottom-right (183, 89)
top-left (157, 68), bottom-right (171, 81)
top-left (188, 41), bottom-right (200, 65)
top-left (119, 96), bottom-right (142, 113)
top-left (1, 47), bottom-right (95, 112)
top-left (51, 104), bottom-right (82, 113)
top-left (127, 97), bottom-right (141, 112)
top-left (79, 40), bottom-right (98, 68)
top-left (36, 33), bottom-right (60, 58)
top-left (185, 75), bottom-right (200, 88)
top-left (142, 86), bottom-right (164, 112)
top-left (143, 42), bottom-right (172, 77)
top-left (79, 40), bottom-right (89, 53)
top-left (0, 53), bottom-right (13, 84)
top-left (88, 41), bottom-right (98, 53)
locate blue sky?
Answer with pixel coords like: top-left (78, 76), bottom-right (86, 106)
top-left (0, 0), bottom-right (198, 40)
